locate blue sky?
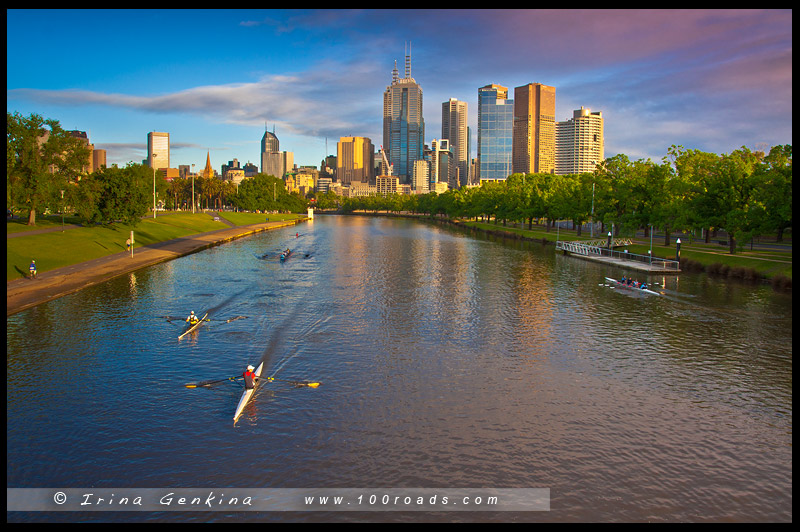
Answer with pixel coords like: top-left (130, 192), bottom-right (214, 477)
top-left (7, 9), bottom-right (792, 173)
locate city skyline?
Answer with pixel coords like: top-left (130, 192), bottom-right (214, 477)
top-left (7, 9), bottom-right (792, 173)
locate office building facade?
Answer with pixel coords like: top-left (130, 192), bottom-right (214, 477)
top-left (477, 84), bottom-right (514, 181)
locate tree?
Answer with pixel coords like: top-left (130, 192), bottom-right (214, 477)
top-left (7, 112), bottom-right (91, 225)
top-left (752, 145), bottom-right (792, 241)
top-left (91, 163), bottom-right (152, 225)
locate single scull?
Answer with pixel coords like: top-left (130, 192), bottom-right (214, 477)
top-left (233, 362), bottom-right (264, 421)
top-left (178, 312), bottom-right (209, 340)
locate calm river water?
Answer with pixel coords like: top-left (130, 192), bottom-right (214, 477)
top-left (6, 215), bottom-right (792, 522)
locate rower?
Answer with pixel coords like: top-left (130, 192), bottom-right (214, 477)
top-left (186, 311), bottom-right (198, 325)
top-left (243, 365), bottom-right (256, 390)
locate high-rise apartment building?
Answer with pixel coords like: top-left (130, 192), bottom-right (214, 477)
top-left (477, 84), bottom-right (514, 181)
top-left (513, 83), bottom-right (556, 175)
top-left (442, 98), bottom-right (469, 188)
top-left (337, 136), bottom-right (375, 185)
top-left (147, 132), bottom-right (170, 170)
top-left (383, 48), bottom-right (424, 184)
top-left (556, 107), bottom-right (604, 175)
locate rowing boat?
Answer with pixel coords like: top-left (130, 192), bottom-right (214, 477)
top-left (233, 362), bottom-right (264, 421)
top-left (178, 312), bottom-right (209, 340)
top-left (605, 277), bottom-right (660, 296)
top-left (280, 249), bottom-right (292, 262)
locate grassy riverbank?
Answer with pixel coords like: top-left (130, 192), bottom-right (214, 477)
top-left (7, 212), bottom-right (304, 281)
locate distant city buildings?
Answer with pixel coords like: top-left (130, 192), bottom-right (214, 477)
top-left (63, 54), bottom-right (607, 197)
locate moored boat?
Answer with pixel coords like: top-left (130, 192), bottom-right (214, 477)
top-left (233, 362), bottom-right (265, 421)
top-left (178, 312), bottom-right (209, 340)
top-left (605, 277), bottom-right (660, 296)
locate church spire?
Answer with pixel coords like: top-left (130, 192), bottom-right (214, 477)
top-left (203, 151), bottom-right (214, 179)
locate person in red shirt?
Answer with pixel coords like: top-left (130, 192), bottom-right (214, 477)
top-left (243, 365), bottom-right (256, 390)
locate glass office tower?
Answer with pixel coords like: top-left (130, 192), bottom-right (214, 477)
top-left (477, 84), bottom-right (513, 181)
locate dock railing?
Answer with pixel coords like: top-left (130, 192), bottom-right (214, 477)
top-left (555, 239), bottom-right (680, 271)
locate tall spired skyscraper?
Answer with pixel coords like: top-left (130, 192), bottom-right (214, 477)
top-left (383, 45), bottom-right (424, 184)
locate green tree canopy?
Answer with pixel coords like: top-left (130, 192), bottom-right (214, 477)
top-left (7, 112), bottom-right (91, 225)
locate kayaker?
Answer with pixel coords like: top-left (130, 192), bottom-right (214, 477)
top-left (29, 260), bottom-right (37, 279)
top-left (243, 365), bottom-right (257, 390)
top-left (186, 311), bottom-right (198, 325)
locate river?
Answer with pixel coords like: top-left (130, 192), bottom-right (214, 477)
top-left (6, 215), bottom-right (792, 522)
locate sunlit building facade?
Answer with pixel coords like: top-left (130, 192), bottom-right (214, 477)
top-left (513, 83), bottom-right (556, 175)
top-left (337, 136), bottom-right (375, 185)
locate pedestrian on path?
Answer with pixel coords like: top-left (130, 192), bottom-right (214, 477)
top-left (29, 260), bottom-right (37, 280)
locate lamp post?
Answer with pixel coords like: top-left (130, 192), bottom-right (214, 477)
top-left (676, 238), bottom-right (682, 263)
top-left (590, 181), bottom-right (595, 238)
top-left (60, 189), bottom-right (65, 231)
top-left (152, 153), bottom-right (158, 218)
top-left (191, 163), bottom-right (196, 214)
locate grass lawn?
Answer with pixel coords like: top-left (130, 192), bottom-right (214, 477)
top-left (216, 212), bottom-right (302, 226)
top-left (7, 213), bottom-right (226, 280)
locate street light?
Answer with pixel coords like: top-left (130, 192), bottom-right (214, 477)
top-left (152, 153), bottom-right (158, 218)
top-left (191, 163), bottom-right (196, 214)
top-left (60, 189), bottom-right (65, 232)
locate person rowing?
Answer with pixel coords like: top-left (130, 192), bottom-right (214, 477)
top-left (186, 310), bottom-right (199, 325)
top-left (242, 364), bottom-right (257, 390)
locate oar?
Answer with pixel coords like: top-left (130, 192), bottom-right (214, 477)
top-left (260, 376), bottom-right (321, 388)
top-left (185, 376), bottom-right (237, 388)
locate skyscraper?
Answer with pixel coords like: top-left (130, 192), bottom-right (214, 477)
top-left (513, 83), bottom-right (556, 175)
top-left (477, 84), bottom-right (514, 181)
top-left (147, 131), bottom-right (170, 170)
top-left (383, 46), bottom-right (424, 184)
top-left (556, 107), bottom-right (604, 175)
top-left (442, 98), bottom-right (469, 188)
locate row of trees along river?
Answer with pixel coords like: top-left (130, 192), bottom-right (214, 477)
top-left (8, 112), bottom-right (792, 255)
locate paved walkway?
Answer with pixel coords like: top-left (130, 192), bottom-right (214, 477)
top-left (7, 218), bottom-right (306, 317)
